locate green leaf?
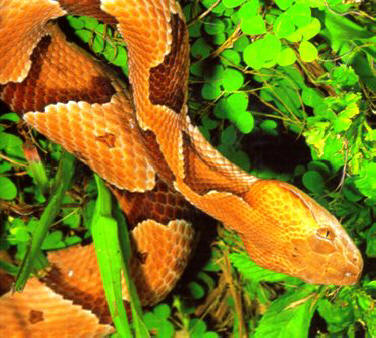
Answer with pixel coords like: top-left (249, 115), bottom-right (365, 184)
top-left (254, 286), bottom-right (318, 338)
top-left (299, 41), bottom-right (318, 62)
top-left (238, 0), bottom-right (259, 19)
top-left (301, 87), bottom-right (323, 107)
top-left (154, 304), bottom-right (171, 319)
top-left (302, 171), bottom-right (325, 194)
top-left (354, 161), bottom-right (376, 200)
top-left (81, 16), bottom-right (98, 30)
top-left (230, 253), bottom-right (298, 283)
top-left (188, 281), bottom-right (206, 299)
top-left (241, 15), bottom-right (266, 35)
top-left (260, 119), bottom-right (278, 135)
top-left (144, 304), bottom-right (174, 338)
top-left (332, 65), bottom-right (359, 88)
top-left (204, 18), bottom-right (225, 35)
top-left (234, 111), bottom-right (254, 133)
top-left (0, 132), bottom-right (24, 159)
top-left (227, 92), bottom-right (249, 112)
top-left (66, 15), bottom-right (85, 30)
top-left (201, 83), bottom-right (221, 100)
top-left (277, 48), bottom-right (296, 66)
top-left (111, 46), bottom-right (128, 67)
top-left (300, 17), bottom-right (321, 40)
top-left (221, 125), bottom-right (237, 145)
top-left (317, 298), bottom-right (354, 333)
top-left (222, 68), bottom-right (244, 91)
top-left (323, 11), bottom-right (373, 53)
top-left (285, 4), bottom-right (311, 28)
top-left (223, 0), bottom-right (246, 9)
top-left (41, 231), bottom-right (64, 250)
top-left (220, 49), bottom-right (241, 65)
top-left (243, 34), bottom-right (281, 69)
top-left (275, 0), bottom-right (294, 10)
top-left (274, 13), bottom-right (296, 39)
top-left (191, 38), bottom-right (211, 59)
top-left (75, 29), bottom-right (92, 43)
top-left (366, 223), bottom-right (376, 257)
top-left (189, 22), bottom-right (202, 38)
top-left (0, 177), bottom-right (17, 200)
top-left (0, 113), bottom-right (20, 122)
top-left (231, 150), bottom-right (250, 171)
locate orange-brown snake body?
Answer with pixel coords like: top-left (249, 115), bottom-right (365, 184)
top-left (0, 0), bottom-right (363, 335)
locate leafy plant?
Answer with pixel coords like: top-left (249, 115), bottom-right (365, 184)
top-left (1, 0), bottom-right (376, 337)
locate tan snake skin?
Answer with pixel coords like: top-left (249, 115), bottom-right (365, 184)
top-left (0, 0), bottom-right (363, 335)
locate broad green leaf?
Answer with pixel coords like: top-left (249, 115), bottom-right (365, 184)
top-left (211, 33), bottom-right (226, 45)
top-left (226, 92), bottom-right (249, 112)
top-left (285, 4), bottom-right (311, 28)
top-left (302, 170), bottom-right (325, 194)
top-left (201, 83), bottom-right (221, 100)
top-left (233, 111), bottom-right (254, 133)
top-left (189, 22), bottom-right (202, 38)
top-left (354, 161), bottom-right (376, 200)
top-left (277, 48), bottom-right (296, 66)
top-left (191, 38), bottom-right (211, 59)
top-left (317, 298), bottom-right (354, 333)
top-left (323, 11), bottom-right (373, 52)
top-left (111, 46), bottom-right (128, 67)
top-left (223, 0), bottom-right (246, 9)
top-left (220, 49), bottom-right (241, 65)
top-left (301, 87), bottom-right (323, 107)
top-left (66, 15), bottom-right (85, 30)
top-left (300, 17), bottom-right (321, 40)
top-left (221, 125), bottom-right (237, 145)
top-left (0, 132), bottom-right (24, 159)
top-left (254, 286), bottom-right (318, 338)
top-left (260, 119), bottom-right (278, 135)
top-left (275, 0), bottom-right (294, 10)
top-left (41, 231), bottom-right (64, 250)
top-left (222, 68), bottom-right (244, 91)
top-left (204, 18), bottom-right (225, 35)
top-left (230, 253), bottom-right (297, 283)
top-left (0, 177), bottom-right (17, 200)
top-left (238, 0), bottom-right (259, 19)
top-left (241, 15), bottom-right (266, 35)
top-left (0, 113), bottom-right (20, 122)
top-left (144, 304), bottom-right (174, 338)
top-left (188, 281), bottom-right (206, 299)
top-left (243, 34), bottom-right (281, 69)
top-left (274, 13), bottom-right (295, 38)
top-left (81, 16), bottom-right (98, 30)
top-left (75, 29), bottom-right (91, 43)
top-left (299, 41), bottom-right (317, 62)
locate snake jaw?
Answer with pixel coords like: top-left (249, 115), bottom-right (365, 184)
top-left (241, 180), bottom-right (363, 285)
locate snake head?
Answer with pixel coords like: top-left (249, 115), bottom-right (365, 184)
top-left (242, 180), bottom-right (363, 285)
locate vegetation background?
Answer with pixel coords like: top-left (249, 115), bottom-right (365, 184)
top-left (0, 0), bottom-right (375, 336)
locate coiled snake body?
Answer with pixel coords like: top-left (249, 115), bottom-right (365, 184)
top-left (0, 0), bottom-right (363, 335)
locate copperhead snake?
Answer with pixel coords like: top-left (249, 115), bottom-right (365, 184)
top-left (0, 0), bottom-right (363, 336)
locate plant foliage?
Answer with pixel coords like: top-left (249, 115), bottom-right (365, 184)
top-left (1, 0), bottom-right (376, 336)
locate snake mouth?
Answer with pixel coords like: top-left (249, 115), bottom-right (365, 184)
top-left (320, 248), bottom-right (363, 285)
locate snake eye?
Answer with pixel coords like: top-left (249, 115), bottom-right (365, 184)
top-left (316, 227), bottom-right (336, 241)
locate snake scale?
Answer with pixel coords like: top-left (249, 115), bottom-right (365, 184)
top-left (0, 0), bottom-right (363, 336)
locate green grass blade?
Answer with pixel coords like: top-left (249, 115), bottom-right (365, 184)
top-left (114, 207), bottom-right (150, 337)
top-left (92, 175), bottom-right (132, 337)
top-left (14, 151), bottom-right (75, 291)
